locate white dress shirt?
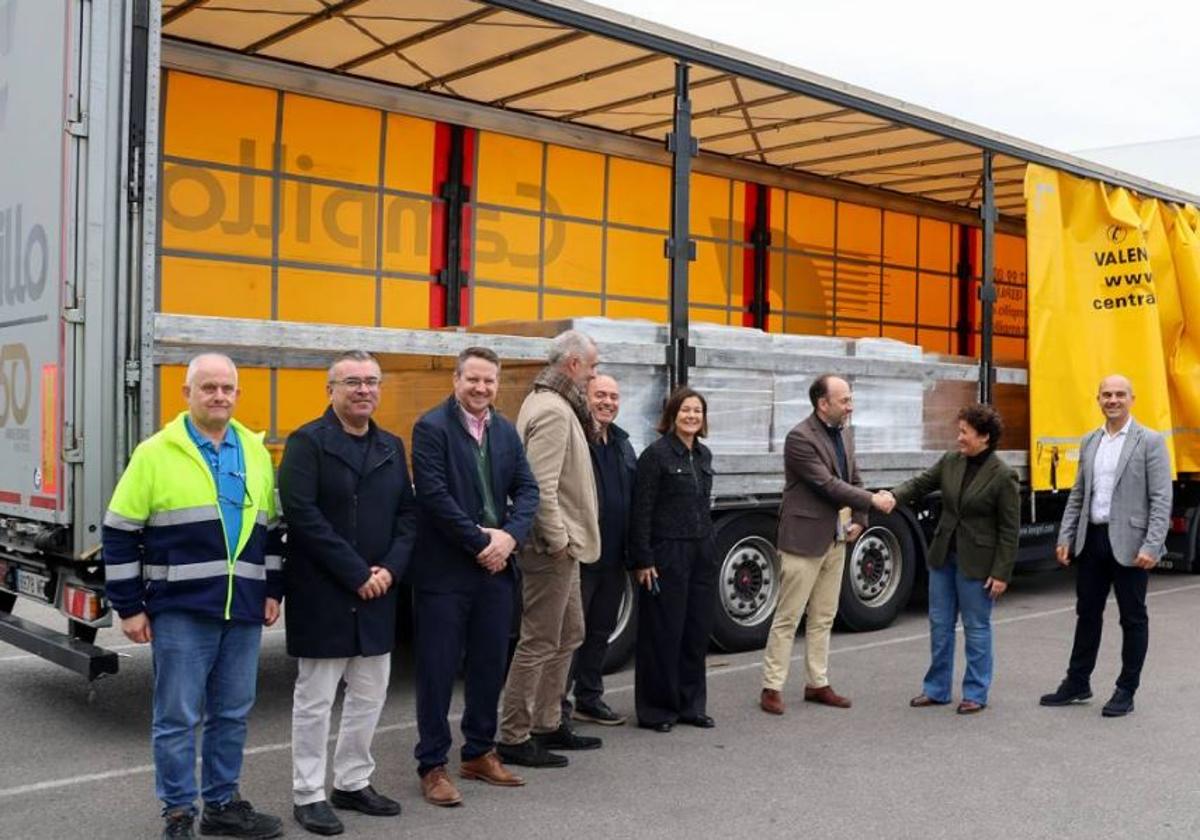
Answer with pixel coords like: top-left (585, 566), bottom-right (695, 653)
top-left (1089, 417), bottom-right (1132, 523)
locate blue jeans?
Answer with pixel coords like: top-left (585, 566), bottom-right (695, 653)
top-left (150, 611), bottom-right (262, 815)
top-left (924, 556), bottom-right (994, 705)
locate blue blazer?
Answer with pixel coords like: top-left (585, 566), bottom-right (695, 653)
top-left (408, 396), bottom-right (540, 591)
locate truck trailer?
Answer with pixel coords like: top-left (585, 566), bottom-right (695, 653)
top-left (3, 0), bottom-right (1199, 680)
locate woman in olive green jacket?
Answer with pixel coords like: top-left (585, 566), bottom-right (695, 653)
top-left (889, 404), bottom-right (1019, 714)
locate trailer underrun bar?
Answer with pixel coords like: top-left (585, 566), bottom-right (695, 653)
top-left (0, 612), bottom-right (119, 682)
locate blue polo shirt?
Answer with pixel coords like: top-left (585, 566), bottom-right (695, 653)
top-left (185, 417), bottom-right (244, 558)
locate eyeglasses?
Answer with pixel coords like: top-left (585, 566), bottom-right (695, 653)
top-left (219, 470), bottom-right (254, 510)
top-left (331, 377), bottom-right (383, 390)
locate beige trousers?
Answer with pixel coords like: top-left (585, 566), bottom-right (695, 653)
top-left (499, 549), bottom-right (584, 744)
top-left (761, 541), bottom-right (845, 691)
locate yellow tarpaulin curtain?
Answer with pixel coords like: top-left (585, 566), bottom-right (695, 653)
top-left (1163, 204), bottom-right (1200, 467)
top-left (1024, 163), bottom-right (1184, 490)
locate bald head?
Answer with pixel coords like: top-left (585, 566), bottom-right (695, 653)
top-left (1098, 374), bottom-right (1133, 397)
top-left (1096, 373), bottom-right (1134, 430)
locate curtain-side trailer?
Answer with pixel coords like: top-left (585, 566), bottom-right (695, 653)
top-left (3, 0), bottom-right (1199, 679)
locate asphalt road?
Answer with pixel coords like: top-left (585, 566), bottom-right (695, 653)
top-left (3, 568), bottom-right (1199, 840)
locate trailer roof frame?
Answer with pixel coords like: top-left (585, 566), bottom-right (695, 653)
top-left (158, 0), bottom-right (1200, 217)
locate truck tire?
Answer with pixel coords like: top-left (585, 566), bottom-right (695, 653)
top-left (837, 510), bottom-right (917, 631)
top-left (602, 572), bottom-right (638, 673)
top-left (711, 513), bottom-right (781, 652)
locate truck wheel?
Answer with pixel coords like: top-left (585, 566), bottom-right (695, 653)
top-left (837, 510), bottom-right (917, 631)
top-left (711, 513), bottom-right (781, 652)
top-left (602, 572), bottom-right (638, 673)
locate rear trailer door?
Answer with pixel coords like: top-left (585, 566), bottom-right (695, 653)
top-left (0, 0), bottom-right (79, 526)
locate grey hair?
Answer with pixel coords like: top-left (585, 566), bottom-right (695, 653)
top-left (327, 350), bottom-right (380, 382)
top-left (547, 330), bottom-right (596, 368)
top-left (185, 353), bottom-right (238, 387)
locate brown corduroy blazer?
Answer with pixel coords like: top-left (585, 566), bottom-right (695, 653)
top-left (776, 413), bottom-right (874, 557)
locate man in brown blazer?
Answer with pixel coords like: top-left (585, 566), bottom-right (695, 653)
top-left (760, 374), bottom-right (895, 715)
top-left (498, 330), bottom-right (603, 768)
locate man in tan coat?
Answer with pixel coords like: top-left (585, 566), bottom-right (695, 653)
top-left (498, 331), bottom-right (603, 768)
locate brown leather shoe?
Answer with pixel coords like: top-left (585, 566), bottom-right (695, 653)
top-left (420, 766), bottom-right (463, 807)
top-left (460, 750), bottom-right (525, 787)
top-left (804, 685), bottom-right (852, 708)
top-left (760, 688), bottom-right (785, 715)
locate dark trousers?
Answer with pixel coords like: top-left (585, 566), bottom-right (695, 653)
top-left (413, 571), bottom-right (514, 774)
top-left (1066, 524), bottom-right (1150, 693)
top-left (635, 539), bottom-right (718, 726)
top-left (562, 562), bottom-right (626, 717)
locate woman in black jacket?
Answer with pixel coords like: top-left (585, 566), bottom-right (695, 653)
top-left (631, 387), bottom-right (717, 732)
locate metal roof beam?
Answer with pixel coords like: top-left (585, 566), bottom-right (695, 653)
top-left (243, 0), bottom-right (372, 55)
top-left (734, 123), bottom-right (902, 161)
top-left (561, 72), bottom-right (732, 122)
top-left (698, 106), bottom-right (857, 145)
top-left (872, 162), bottom-right (1025, 190)
top-left (727, 78), bottom-right (765, 162)
top-left (792, 138), bottom-right (956, 173)
top-left (490, 52), bottom-right (661, 107)
top-left (628, 91), bottom-right (794, 135)
top-left (163, 0), bottom-right (209, 26)
top-left (417, 30), bottom-right (587, 92)
top-left (915, 180), bottom-right (1024, 199)
top-left (336, 7), bottom-right (500, 73)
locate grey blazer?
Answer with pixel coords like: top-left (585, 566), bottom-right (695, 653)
top-left (1056, 419), bottom-right (1172, 565)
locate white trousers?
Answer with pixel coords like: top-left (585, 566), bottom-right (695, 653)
top-left (292, 654), bottom-right (391, 805)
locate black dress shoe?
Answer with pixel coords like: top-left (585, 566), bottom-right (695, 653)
top-left (330, 784), bottom-right (401, 817)
top-left (1039, 681), bottom-right (1093, 706)
top-left (638, 721), bottom-right (674, 733)
top-left (200, 795), bottom-right (283, 838)
top-left (293, 802), bottom-right (344, 836)
top-left (679, 714), bottom-right (715, 728)
top-left (533, 721), bottom-right (602, 750)
top-left (497, 738), bottom-right (569, 768)
top-left (573, 700), bottom-right (627, 726)
top-left (1101, 688), bottom-right (1135, 717)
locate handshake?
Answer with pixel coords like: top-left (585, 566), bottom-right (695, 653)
top-left (871, 489), bottom-right (896, 514)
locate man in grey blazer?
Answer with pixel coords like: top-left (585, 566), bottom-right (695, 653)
top-left (1040, 374), bottom-right (1171, 717)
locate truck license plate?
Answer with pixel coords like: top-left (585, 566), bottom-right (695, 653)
top-left (16, 568), bottom-right (50, 601)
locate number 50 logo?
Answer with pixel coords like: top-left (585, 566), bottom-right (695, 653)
top-left (0, 343), bottom-right (32, 428)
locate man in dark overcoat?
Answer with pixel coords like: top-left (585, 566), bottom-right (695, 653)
top-left (280, 350), bottom-right (417, 835)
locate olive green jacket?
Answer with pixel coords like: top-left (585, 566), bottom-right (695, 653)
top-left (892, 451), bottom-right (1020, 582)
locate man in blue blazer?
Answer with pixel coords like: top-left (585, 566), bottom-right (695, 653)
top-left (1041, 374), bottom-right (1172, 717)
top-left (410, 347), bottom-right (540, 806)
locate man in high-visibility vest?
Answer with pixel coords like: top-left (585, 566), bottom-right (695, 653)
top-left (103, 353), bottom-right (283, 840)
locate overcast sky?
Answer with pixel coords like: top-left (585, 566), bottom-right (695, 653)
top-left (598, 0), bottom-right (1200, 155)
